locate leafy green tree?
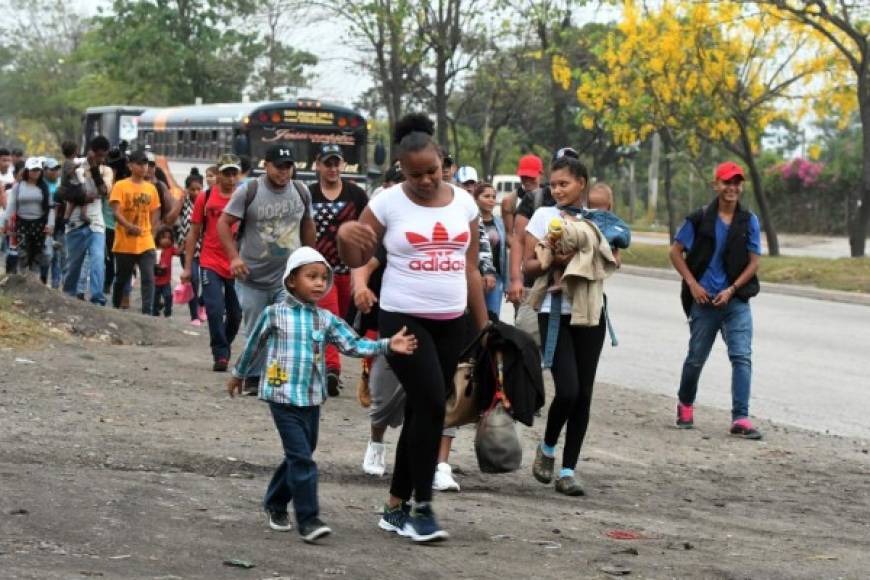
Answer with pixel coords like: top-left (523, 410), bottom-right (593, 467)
top-left (83, 0), bottom-right (260, 105)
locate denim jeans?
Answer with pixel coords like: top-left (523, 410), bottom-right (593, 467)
top-left (41, 231), bottom-right (65, 288)
top-left (264, 403), bottom-right (320, 527)
top-left (113, 251), bottom-right (156, 314)
top-left (236, 281), bottom-right (285, 377)
top-left (236, 281), bottom-right (287, 337)
top-left (200, 268), bottom-right (242, 361)
top-left (678, 300), bottom-right (753, 421)
top-left (484, 277), bottom-right (505, 317)
top-left (152, 284), bottom-right (172, 317)
top-left (63, 226), bottom-right (106, 305)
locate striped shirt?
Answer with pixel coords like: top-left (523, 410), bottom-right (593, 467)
top-left (232, 295), bottom-right (390, 406)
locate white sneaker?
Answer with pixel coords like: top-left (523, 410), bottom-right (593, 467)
top-left (432, 462), bottom-right (460, 492)
top-left (363, 441), bottom-right (386, 476)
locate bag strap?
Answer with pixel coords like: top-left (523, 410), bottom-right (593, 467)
top-left (235, 178), bottom-right (259, 243)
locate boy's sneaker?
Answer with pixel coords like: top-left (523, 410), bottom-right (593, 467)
top-left (555, 475), bottom-right (585, 496)
top-left (676, 402), bottom-right (694, 429)
top-left (432, 462), bottom-right (460, 492)
top-left (363, 441), bottom-right (386, 476)
top-left (213, 358), bottom-right (228, 372)
top-left (299, 517), bottom-right (332, 544)
top-left (378, 502), bottom-right (410, 536)
top-left (326, 370), bottom-right (341, 397)
top-left (730, 418), bottom-right (763, 440)
top-left (190, 318), bottom-right (202, 327)
top-left (403, 503), bottom-right (449, 543)
top-left (266, 509), bottom-right (292, 532)
top-left (532, 445), bottom-right (555, 484)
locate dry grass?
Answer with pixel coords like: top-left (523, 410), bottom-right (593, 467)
top-left (622, 243), bottom-right (870, 294)
top-left (0, 295), bottom-right (49, 348)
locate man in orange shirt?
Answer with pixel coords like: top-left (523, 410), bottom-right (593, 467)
top-left (109, 149), bottom-right (162, 313)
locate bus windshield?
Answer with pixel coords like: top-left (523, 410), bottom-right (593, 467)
top-left (249, 127), bottom-right (363, 174)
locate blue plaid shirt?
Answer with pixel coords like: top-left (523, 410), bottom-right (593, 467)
top-left (232, 295), bottom-right (390, 406)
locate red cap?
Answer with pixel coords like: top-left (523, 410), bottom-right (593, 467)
top-left (714, 162), bottom-right (745, 181)
top-left (516, 154), bottom-right (544, 178)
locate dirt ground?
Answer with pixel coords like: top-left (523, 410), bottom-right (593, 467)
top-left (1, 277), bottom-right (868, 580)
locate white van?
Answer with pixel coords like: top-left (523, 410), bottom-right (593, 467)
top-left (492, 174), bottom-right (520, 203)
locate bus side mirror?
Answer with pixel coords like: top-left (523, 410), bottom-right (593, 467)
top-left (374, 140), bottom-right (386, 167)
top-left (233, 135), bottom-right (249, 156)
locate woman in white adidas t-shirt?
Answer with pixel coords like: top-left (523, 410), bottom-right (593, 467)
top-left (338, 114), bottom-right (487, 543)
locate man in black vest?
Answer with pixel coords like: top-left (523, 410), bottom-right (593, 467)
top-left (669, 161), bottom-right (763, 440)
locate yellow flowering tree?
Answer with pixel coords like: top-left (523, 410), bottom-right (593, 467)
top-left (577, 1), bottom-right (830, 254)
top-left (757, 1), bottom-right (870, 256)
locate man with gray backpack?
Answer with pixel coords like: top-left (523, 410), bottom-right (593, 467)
top-left (217, 143), bottom-right (316, 394)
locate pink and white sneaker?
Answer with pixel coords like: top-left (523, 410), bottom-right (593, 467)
top-left (676, 402), bottom-right (694, 429)
top-left (190, 319), bottom-right (202, 327)
top-left (198, 306), bottom-right (207, 322)
top-left (730, 418), bottom-right (762, 440)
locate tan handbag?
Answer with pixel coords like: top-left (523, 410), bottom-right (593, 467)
top-left (445, 360), bottom-right (479, 428)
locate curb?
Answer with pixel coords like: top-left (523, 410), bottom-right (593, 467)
top-left (619, 265), bottom-right (870, 307)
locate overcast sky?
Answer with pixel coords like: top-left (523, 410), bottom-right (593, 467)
top-left (53, 0), bottom-right (622, 109)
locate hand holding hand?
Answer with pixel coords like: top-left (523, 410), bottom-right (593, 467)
top-left (483, 274), bottom-right (497, 291)
top-left (180, 268), bottom-right (192, 284)
top-left (353, 287), bottom-right (378, 314)
top-left (389, 326), bottom-right (418, 355)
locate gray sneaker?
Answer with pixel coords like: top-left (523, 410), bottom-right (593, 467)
top-left (532, 445), bottom-right (554, 484)
top-left (555, 475), bottom-right (585, 496)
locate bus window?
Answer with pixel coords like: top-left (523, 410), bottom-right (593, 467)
top-left (119, 115), bottom-right (138, 144)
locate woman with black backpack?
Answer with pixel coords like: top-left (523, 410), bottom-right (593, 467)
top-left (0, 157), bottom-right (54, 281)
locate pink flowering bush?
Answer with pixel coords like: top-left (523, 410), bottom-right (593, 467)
top-left (776, 158), bottom-right (825, 188)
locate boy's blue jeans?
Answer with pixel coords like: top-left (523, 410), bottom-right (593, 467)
top-left (678, 300), bottom-right (753, 421)
top-left (264, 403), bottom-right (320, 527)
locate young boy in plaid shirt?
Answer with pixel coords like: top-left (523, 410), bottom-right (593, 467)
top-left (227, 246), bottom-right (417, 543)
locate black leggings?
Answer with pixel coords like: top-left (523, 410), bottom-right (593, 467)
top-left (379, 310), bottom-right (467, 504)
top-left (538, 312), bottom-right (606, 470)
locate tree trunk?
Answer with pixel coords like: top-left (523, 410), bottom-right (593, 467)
top-left (737, 121), bottom-right (779, 256)
top-left (628, 159), bottom-right (637, 223)
top-left (647, 132), bottom-right (661, 221)
top-left (435, 54), bottom-right (448, 147)
top-left (849, 74), bottom-right (870, 257)
top-left (663, 138), bottom-right (676, 241)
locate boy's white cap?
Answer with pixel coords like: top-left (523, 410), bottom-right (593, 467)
top-left (283, 246), bottom-right (333, 293)
top-left (455, 165), bottom-right (478, 184)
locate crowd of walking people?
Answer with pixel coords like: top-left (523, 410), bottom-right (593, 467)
top-left (0, 112), bottom-right (764, 544)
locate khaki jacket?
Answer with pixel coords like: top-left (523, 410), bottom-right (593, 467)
top-left (529, 219), bottom-right (618, 326)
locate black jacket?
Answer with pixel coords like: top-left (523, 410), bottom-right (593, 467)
top-left (680, 197), bottom-right (760, 317)
top-left (462, 319), bottom-right (545, 426)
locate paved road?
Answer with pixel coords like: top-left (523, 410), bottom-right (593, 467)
top-left (592, 274), bottom-right (870, 439)
top-left (632, 231), bottom-right (860, 259)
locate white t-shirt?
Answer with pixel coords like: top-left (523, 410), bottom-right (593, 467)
top-left (527, 206), bottom-right (572, 315)
top-left (369, 183), bottom-right (479, 315)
